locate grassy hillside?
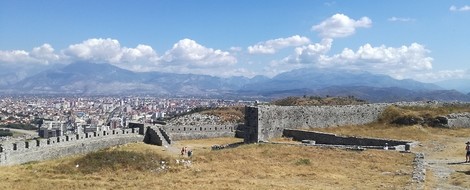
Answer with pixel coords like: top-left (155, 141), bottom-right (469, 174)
top-left (0, 139), bottom-right (413, 190)
top-left (271, 96), bottom-right (366, 106)
top-left (200, 106), bottom-right (245, 123)
top-left (379, 104), bottom-right (470, 124)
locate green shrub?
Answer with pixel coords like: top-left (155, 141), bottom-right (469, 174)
top-left (0, 129), bottom-right (13, 137)
top-left (0, 123), bottom-right (37, 130)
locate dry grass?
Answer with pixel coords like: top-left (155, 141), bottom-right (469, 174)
top-left (312, 104), bottom-right (470, 142)
top-left (451, 170), bottom-right (470, 188)
top-left (0, 139), bottom-right (413, 190)
top-left (271, 96), bottom-right (366, 106)
top-left (200, 106), bottom-right (245, 123)
top-left (313, 123), bottom-right (470, 142)
top-left (378, 105), bottom-right (470, 124)
top-left (311, 123), bottom-right (470, 189)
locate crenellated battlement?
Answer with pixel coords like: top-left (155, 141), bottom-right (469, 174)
top-left (0, 128), bottom-right (143, 166)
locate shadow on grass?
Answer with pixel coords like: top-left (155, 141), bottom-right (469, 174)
top-left (447, 161), bottom-right (469, 165)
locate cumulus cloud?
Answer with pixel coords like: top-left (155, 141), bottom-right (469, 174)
top-left (450, 5), bottom-right (470, 12)
top-left (312, 13), bottom-right (371, 38)
top-left (63, 38), bottom-right (159, 64)
top-left (247, 35), bottom-right (310, 54)
top-left (322, 43), bottom-right (433, 79)
top-left (282, 38), bottom-right (333, 64)
top-left (64, 38), bottom-right (122, 63)
top-left (0, 44), bottom-right (61, 65)
top-left (161, 38), bottom-right (236, 68)
top-left (278, 40), bottom-right (434, 79)
top-left (1, 38), bottom-right (240, 76)
top-left (388, 17), bottom-right (415, 22)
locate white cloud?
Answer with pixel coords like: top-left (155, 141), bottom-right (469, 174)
top-left (62, 38), bottom-right (160, 71)
top-left (161, 38), bottom-right (236, 68)
top-left (322, 43), bottom-right (433, 79)
top-left (230, 46), bottom-right (242, 52)
top-left (388, 17), bottom-right (415, 22)
top-left (282, 38), bottom-right (333, 64)
top-left (121, 44), bottom-right (159, 63)
top-left (63, 38), bottom-right (158, 64)
top-left (277, 40), bottom-right (434, 80)
top-left (247, 35), bottom-right (310, 54)
top-left (312, 13), bottom-right (372, 38)
top-left (450, 5), bottom-right (470, 12)
top-left (1, 38), bottom-right (239, 77)
top-left (64, 38), bottom-right (122, 63)
top-left (0, 50), bottom-right (34, 63)
top-left (0, 44), bottom-right (61, 65)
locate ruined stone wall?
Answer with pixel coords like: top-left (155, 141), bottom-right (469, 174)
top-left (244, 106), bottom-right (259, 143)
top-left (163, 124), bottom-right (239, 141)
top-left (244, 102), bottom-right (470, 143)
top-left (446, 112), bottom-right (470, 128)
top-left (283, 129), bottom-right (410, 146)
top-left (246, 104), bottom-right (389, 142)
top-left (0, 128), bottom-right (143, 166)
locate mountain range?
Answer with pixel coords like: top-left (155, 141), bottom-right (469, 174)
top-left (1, 62), bottom-right (469, 102)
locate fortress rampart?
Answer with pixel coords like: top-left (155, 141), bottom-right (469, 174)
top-left (2, 101), bottom-right (469, 166)
top-left (244, 104), bottom-right (389, 143)
top-left (447, 113), bottom-right (470, 128)
top-left (163, 124), bottom-right (240, 141)
top-left (0, 122), bottom-right (241, 165)
top-left (245, 102), bottom-right (470, 143)
top-left (0, 128), bottom-right (143, 166)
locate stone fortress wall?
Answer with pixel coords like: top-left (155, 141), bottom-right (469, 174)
top-left (245, 102), bottom-right (470, 143)
top-left (2, 101), bottom-right (469, 166)
top-left (162, 124), bottom-right (240, 141)
top-left (0, 122), bottom-right (241, 165)
top-left (0, 128), bottom-right (143, 166)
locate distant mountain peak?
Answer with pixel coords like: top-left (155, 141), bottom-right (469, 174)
top-left (1, 62), bottom-right (468, 102)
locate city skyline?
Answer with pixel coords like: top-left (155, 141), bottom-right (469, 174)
top-left (1, 0), bottom-right (469, 82)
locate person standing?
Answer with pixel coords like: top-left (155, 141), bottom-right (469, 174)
top-left (181, 147), bottom-right (185, 156)
top-left (466, 142), bottom-right (470, 163)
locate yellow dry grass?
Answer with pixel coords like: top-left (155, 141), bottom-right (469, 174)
top-left (200, 106), bottom-right (245, 123)
top-left (0, 138), bottom-right (413, 190)
top-left (271, 96), bottom-right (366, 106)
top-left (313, 124), bottom-right (470, 189)
top-left (313, 122), bottom-right (470, 142)
top-left (378, 105), bottom-right (470, 124)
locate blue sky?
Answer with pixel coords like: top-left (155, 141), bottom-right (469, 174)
top-left (1, 0), bottom-right (469, 82)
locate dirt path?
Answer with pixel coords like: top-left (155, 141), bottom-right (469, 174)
top-left (415, 137), bottom-right (470, 189)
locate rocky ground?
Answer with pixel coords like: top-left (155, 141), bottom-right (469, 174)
top-left (167, 113), bottom-right (232, 126)
top-left (414, 136), bottom-right (470, 189)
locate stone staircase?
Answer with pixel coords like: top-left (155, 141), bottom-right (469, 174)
top-left (143, 126), bottom-right (171, 146)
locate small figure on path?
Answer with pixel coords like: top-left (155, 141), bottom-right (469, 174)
top-left (181, 147), bottom-right (186, 156)
top-left (187, 149), bottom-right (193, 157)
top-left (466, 141), bottom-right (470, 163)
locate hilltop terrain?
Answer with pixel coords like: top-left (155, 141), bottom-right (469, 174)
top-left (271, 96), bottom-right (366, 106)
top-left (1, 103), bottom-right (470, 189)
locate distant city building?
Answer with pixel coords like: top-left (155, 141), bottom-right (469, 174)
top-left (39, 120), bottom-right (66, 138)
